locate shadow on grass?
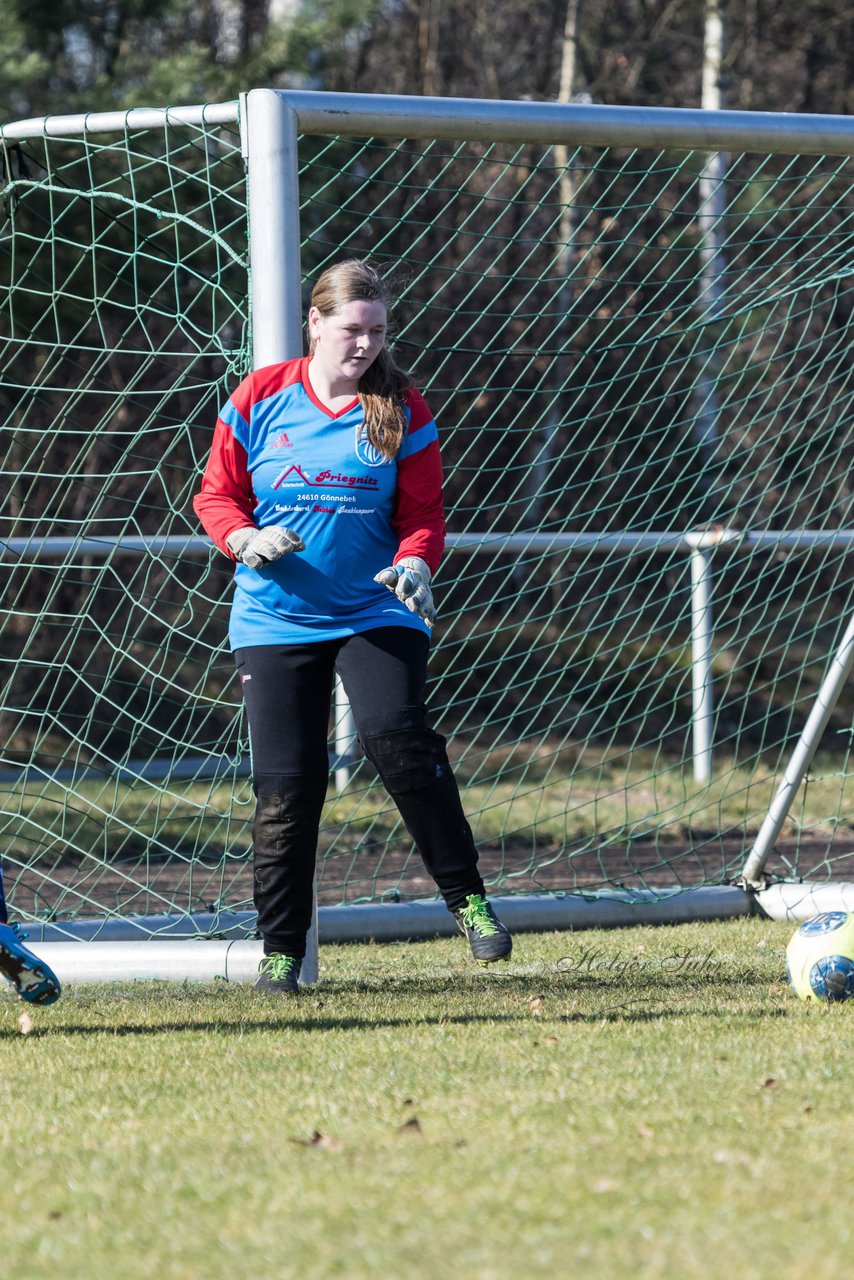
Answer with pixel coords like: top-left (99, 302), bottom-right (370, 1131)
top-left (0, 1005), bottom-right (794, 1039)
top-left (310, 966), bottom-right (782, 999)
top-left (0, 967), bottom-right (793, 1038)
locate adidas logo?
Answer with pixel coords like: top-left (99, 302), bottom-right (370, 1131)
top-left (272, 431), bottom-right (293, 448)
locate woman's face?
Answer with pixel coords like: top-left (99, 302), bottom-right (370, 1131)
top-left (308, 299), bottom-right (388, 386)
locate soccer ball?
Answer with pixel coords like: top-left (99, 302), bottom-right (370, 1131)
top-left (785, 912), bottom-right (854, 1003)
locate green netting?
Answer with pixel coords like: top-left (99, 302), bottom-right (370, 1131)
top-left (1, 112), bottom-right (252, 925)
top-left (1, 104), bottom-right (853, 933)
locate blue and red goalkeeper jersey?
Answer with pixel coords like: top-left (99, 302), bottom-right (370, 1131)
top-left (193, 356), bottom-right (446, 648)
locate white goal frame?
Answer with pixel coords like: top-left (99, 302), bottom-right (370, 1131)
top-left (4, 88), bottom-right (854, 983)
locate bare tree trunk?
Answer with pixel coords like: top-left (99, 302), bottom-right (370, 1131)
top-left (694, 0), bottom-right (727, 459)
top-left (418, 0), bottom-right (442, 97)
top-left (554, 0), bottom-right (582, 330)
top-left (525, 0), bottom-right (583, 530)
top-left (215, 0), bottom-right (276, 64)
top-left (241, 0), bottom-right (270, 56)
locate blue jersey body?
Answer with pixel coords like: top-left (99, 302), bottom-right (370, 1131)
top-left (194, 358), bottom-right (445, 648)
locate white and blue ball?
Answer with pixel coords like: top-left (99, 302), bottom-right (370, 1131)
top-left (785, 911), bottom-right (854, 1003)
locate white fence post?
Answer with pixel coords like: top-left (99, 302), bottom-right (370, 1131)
top-left (684, 527), bottom-right (740, 785)
top-left (334, 675), bottom-right (358, 793)
top-left (688, 542), bottom-right (714, 786)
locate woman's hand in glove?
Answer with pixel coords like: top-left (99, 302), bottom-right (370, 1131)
top-left (374, 556), bottom-right (436, 629)
top-left (226, 525), bottom-right (305, 570)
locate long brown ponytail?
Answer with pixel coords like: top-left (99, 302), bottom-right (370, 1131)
top-left (308, 260), bottom-right (411, 461)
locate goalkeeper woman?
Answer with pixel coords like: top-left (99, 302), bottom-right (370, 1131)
top-left (0, 869), bottom-right (61, 1004)
top-left (193, 259), bottom-right (511, 994)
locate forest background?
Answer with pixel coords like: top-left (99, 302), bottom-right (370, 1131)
top-left (1, 0), bottom-right (853, 797)
top-left (3, 0), bottom-right (854, 121)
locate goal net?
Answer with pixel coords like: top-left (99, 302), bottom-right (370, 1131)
top-left (2, 96), bottom-right (853, 937)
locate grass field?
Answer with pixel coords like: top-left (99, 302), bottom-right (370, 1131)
top-left (2, 918), bottom-right (852, 1279)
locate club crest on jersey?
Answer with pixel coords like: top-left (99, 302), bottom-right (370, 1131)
top-left (355, 423), bottom-right (392, 468)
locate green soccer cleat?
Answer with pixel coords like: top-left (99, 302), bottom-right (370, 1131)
top-left (455, 894), bottom-right (512, 965)
top-left (0, 923), bottom-right (61, 1005)
top-left (255, 953), bottom-right (301, 995)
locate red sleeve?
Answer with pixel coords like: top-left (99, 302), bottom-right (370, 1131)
top-left (391, 388), bottom-right (446, 575)
top-left (192, 415), bottom-right (257, 559)
top-left (193, 360), bottom-right (304, 557)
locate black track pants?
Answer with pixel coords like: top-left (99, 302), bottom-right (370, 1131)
top-left (234, 628), bottom-right (485, 957)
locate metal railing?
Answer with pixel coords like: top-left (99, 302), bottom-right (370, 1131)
top-left (5, 527), bottom-right (853, 787)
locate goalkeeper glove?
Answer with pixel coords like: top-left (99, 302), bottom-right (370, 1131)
top-left (374, 556), bottom-right (436, 629)
top-left (226, 525), bottom-right (305, 569)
